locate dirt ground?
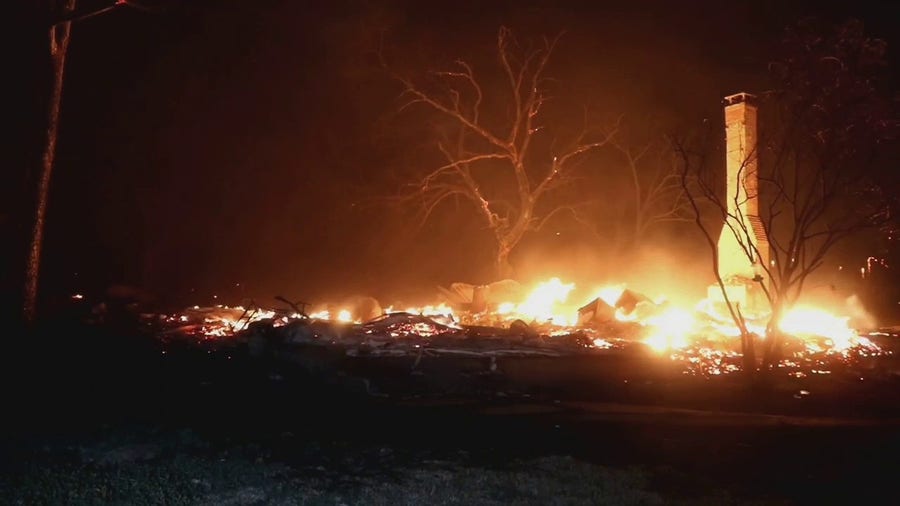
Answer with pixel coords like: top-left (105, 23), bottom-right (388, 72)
top-left (2, 319), bottom-right (899, 505)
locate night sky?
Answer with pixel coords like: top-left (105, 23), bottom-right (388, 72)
top-left (9, 0), bottom-right (899, 314)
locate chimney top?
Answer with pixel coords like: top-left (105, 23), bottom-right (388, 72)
top-left (723, 92), bottom-right (757, 106)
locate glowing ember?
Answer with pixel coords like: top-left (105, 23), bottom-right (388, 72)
top-left (160, 276), bottom-right (887, 378)
top-left (779, 306), bottom-right (859, 352)
top-left (404, 303), bottom-right (456, 318)
top-left (309, 309), bottom-right (331, 320)
top-left (643, 307), bottom-right (694, 352)
top-left (592, 338), bottom-right (614, 349)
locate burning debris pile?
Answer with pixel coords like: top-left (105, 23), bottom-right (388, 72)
top-left (155, 277), bottom-right (888, 378)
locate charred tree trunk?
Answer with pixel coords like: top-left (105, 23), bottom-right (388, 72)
top-left (495, 246), bottom-right (513, 280)
top-left (387, 28), bottom-right (616, 286)
top-left (761, 301), bottom-right (785, 370)
top-left (493, 207), bottom-right (531, 280)
top-left (741, 331), bottom-right (757, 374)
top-left (733, 304), bottom-right (757, 377)
top-left (24, 0), bottom-right (76, 324)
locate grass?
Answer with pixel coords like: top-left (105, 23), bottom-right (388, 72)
top-left (0, 427), bottom-right (790, 506)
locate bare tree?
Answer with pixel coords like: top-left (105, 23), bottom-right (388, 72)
top-left (677, 18), bottom-right (896, 374)
top-left (674, 125), bottom-right (761, 373)
top-left (384, 27), bottom-right (618, 278)
top-left (604, 134), bottom-right (692, 250)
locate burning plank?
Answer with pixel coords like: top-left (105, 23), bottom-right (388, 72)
top-left (577, 297), bottom-right (616, 326)
top-left (614, 289), bottom-right (653, 315)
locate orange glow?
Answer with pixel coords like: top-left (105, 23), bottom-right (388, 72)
top-left (594, 284), bottom-right (625, 307)
top-left (590, 284), bottom-right (647, 322)
top-left (779, 306), bottom-right (876, 354)
top-left (170, 276), bottom-right (884, 376)
top-left (643, 307), bottom-right (694, 352)
top-left (404, 303), bottom-right (455, 318)
top-left (513, 277), bottom-right (576, 325)
top-left (336, 309), bottom-right (353, 323)
top-left (309, 309), bottom-right (331, 320)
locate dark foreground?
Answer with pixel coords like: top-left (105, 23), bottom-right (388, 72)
top-left (2, 319), bottom-right (900, 505)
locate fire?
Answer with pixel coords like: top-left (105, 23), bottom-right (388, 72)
top-left (487, 279), bottom-right (635, 327)
top-left (403, 303), bottom-right (455, 318)
top-left (779, 306), bottom-right (876, 354)
top-left (163, 276), bottom-right (885, 377)
top-left (643, 307), bottom-right (694, 352)
top-left (694, 299), bottom-right (766, 337)
top-left (510, 277), bottom-right (576, 326)
top-left (192, 306), bottom-right (278, 336)
top-left (309, 309), bottom-right (331, 320)
top-left (497, 302), bottom-right (516, 315)
top-left (594, 284), bottom-right (625, 307)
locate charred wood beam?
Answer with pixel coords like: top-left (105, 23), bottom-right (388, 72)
top-left (275, 295), bottom-right (309, 317)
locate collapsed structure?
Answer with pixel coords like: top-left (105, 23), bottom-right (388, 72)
top-left (149, 93), bottom-right (886, 379)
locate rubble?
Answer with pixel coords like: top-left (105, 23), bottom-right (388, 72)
top-left (151, 275), bottom-right (892, 380)
top-left (577, 298), bottom-right (616, 326)
top-left (613, 289), bottom-right (652, 315)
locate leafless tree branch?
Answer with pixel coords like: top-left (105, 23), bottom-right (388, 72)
top-left (384, 26), bottom-right (616, 277)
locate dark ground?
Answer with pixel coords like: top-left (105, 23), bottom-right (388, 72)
top-left (2, 313), bottom-right (900, 505)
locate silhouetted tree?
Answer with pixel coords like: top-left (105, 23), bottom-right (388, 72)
top-left (677, 18), bottom-right (897, 375)
top-left (599, 129), bottom-right (692, 252)
top-left (384, 27), bottom-right (619, 278)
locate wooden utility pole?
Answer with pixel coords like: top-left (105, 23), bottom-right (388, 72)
top-left (24, 0), bottom-right (136, 324)
top-left (24, 0), bottom-right (77, 324)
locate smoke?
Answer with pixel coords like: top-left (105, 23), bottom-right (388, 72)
top-left (623, 246), bottom-right (711, 300)
top-left (845, 294), bottom-right (878, 330)
top-left (507, 229), bottom-right (712, 308)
